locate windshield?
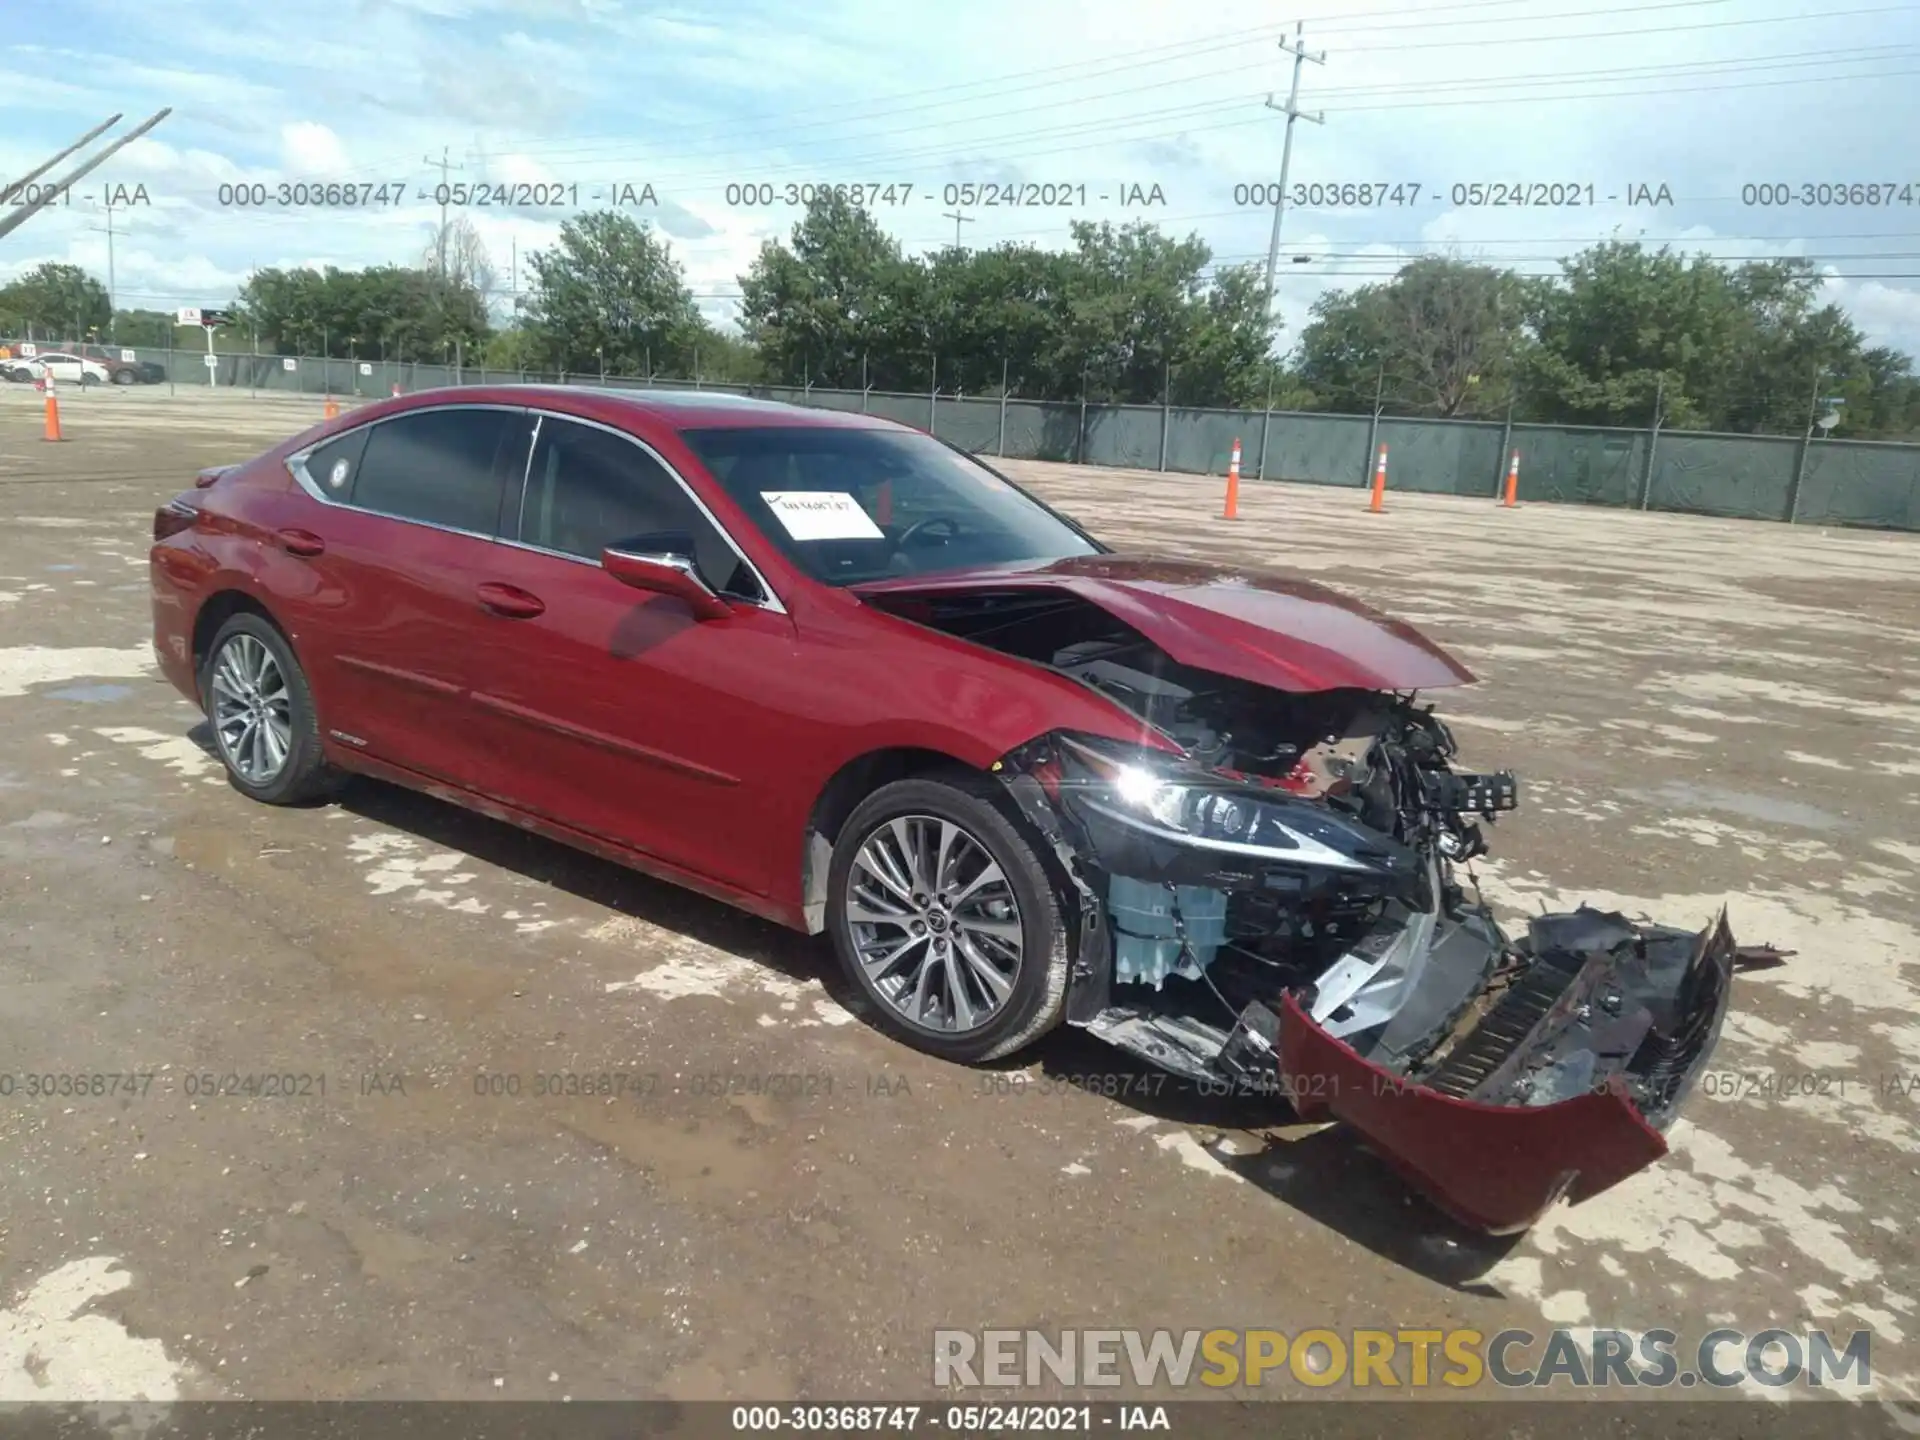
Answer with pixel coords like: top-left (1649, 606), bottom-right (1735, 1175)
top-left (679, 425), bottom-right (1102, 585)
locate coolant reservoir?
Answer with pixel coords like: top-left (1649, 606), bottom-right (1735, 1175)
top-left (1107, 876), bottom-right (1228, 989)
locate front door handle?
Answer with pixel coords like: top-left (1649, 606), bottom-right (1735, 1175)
top-left (477, 582), bottom-right (545, 619)
top-left (275, 528), bottom-right (326, 557)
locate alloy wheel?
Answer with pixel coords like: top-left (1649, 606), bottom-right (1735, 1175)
top-left (209, 634), bottom-right (294, 785)
top-left (844, 814), bottom-right (1025, 1034)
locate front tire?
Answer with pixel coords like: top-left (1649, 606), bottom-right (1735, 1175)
top-left (827, 774), bottom-right (1070, 1064)
top-left (111, 368), bottom-right (134, 386)
top-left (200, 613), bottom-right (340, 805)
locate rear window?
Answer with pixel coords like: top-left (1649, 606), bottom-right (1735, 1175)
top-left (679, 425), bottom-right (1100, 585)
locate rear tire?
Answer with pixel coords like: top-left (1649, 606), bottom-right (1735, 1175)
top-left (111, 368), bottom-right (134, 386)
top-left (200, 613), bottom-right (341, 806)
top-left (827, 773), bottom-right (1070, 1064)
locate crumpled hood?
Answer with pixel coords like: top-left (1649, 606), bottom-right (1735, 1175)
top-left (852, 554), bottom-right (1475, 693)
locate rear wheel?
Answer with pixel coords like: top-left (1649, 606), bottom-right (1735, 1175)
top-left (111, 368), bottom-right (134, 386)
top-left (827, 774), bottom-right (1070, 1064)
top-left (200, 613), bottom-right (340, 805)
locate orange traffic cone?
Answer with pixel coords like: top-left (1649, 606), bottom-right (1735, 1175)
top-left (1367, 444), bottom-right (1388, 513)
top-left (1502, 450), bottom-right (1519, 507)
top-left (1222, 438), bottom-right (1242, 519)
top-left (323, 397), bottom-right (340, 420)
top-left (43, 393), bottom-right (62, 442)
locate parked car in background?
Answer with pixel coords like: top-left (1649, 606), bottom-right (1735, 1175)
top-left (6, 352), bottom-right (114, 386)
top-left (70, 343), bottom-right (167, 384)
top-left (0, 343), bottom-right (165, 384)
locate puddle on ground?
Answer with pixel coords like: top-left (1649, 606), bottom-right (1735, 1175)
top-left (42, 564), bottom-right (80, 572)
top-left (44, 684), bottom-right (134, 703)
top-left (1619, 782), bottom-right (1851, 832)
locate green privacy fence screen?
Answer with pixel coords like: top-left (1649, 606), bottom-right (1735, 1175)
top-left (34, 343), bottom-right (1920, 533)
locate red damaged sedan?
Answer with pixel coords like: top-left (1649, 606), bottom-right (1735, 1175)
top-left (150, 387), bottom-right (1742, 1233)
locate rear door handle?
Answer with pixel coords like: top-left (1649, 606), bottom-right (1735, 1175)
top-left (275, 528), bottom-right (326, 557)
top-left (477, 582), bottom-right (545, 619)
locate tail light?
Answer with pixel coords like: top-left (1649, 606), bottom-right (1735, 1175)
top-left (153, 497), bottom-right (198, 541)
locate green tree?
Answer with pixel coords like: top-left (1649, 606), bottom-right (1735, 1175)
top-left (234, 264), bottom-right (489, 360)
top-left (0, 262), bottom-right (112, 340)
top-left (692, 326), bottom-right (764, 384)
top-left (1849, 346), bottom-right (1920, 438)
top-left (917, 242), bottom-right (1077, 395)
top-left (111, 309), bottom-right (182, 348)
top-left (739, 191), bottom-right (915, 388)
top-left (1521, 243), bottom-right (1892, 433)
top-left (1294, 257), bottom-right (1531, 417)
top-left (517, 210), bottom-right (707, 375)
top-left (1523, 242), bottom-right (1750, 429)
top-left (738, 202), bottom-right (1275, 404)
top-left (480, 325), bottom-right (540, 371)
top-left (1711, 259), bottom-right (1872, 434)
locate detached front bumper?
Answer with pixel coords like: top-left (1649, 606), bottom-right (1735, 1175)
top-left (1269, 907), bottom-right (1739, 1233)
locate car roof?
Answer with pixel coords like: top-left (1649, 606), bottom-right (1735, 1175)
top-left (378, 384), bottom-right (915, 433)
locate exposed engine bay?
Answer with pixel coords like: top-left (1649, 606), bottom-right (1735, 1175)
top-left (872, 586), bottom-right (1751, 1232)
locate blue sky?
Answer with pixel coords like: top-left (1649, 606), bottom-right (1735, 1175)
top-left (6, 0), bottom-right (1920, 357)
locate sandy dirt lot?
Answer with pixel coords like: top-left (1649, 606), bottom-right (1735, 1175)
top-left (1, 385), bottom-right (1916, 1427)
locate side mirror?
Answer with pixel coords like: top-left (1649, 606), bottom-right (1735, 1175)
top-left (601, 537), bottom-right (732, 621)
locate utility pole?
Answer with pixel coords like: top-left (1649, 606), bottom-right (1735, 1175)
top-left (1260, 24), bottom-right (1326, 329)
top-left (89, 198), bottom-right (119, 336)
top-left (1639, 375), bottom-right (1666, 510)
top-left (423, 146), bottom-right (464, 279)
top-left (941, 208), bottom-right (974, 250)
top-left (1787, 364), bottom-right (1830, 524)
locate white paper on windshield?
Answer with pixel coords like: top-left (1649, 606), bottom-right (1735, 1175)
top-left (760, 491), bottom-right (885, 541)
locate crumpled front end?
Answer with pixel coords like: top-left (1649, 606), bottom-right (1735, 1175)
top-left (994, 680), bottom-right (1748, 1233)
top-left (1264, 907), bottom-right (1738, 1233)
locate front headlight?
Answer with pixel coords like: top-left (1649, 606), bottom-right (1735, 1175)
top-left (1054, 735), bottom-right (1390, 872)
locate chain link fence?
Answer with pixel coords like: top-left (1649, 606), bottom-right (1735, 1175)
top-left (8, 339), bottom-right (1917, 532)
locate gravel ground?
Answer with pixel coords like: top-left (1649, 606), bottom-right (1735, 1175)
top-left (0, 385), bottom-right (1914, 1431)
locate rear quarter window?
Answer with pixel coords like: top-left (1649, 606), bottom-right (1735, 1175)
top-left (303, 427), bottom-right (371, 498)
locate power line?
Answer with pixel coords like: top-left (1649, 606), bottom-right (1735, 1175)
top-left (245, 42), bottom-right (1919, 207)
top-left (467, 53), bottom-right (1917, 195)
top-left (491, 0), bottom-right (1739, 172)
top-left (700, 59), bottom-right (1920, 183)
top-left (1329, 3), bottom-right (1910, 52)
top-left (94, 257), bottom-right (1920, 313)
top-left (323, 0), bottom-right (1720, 178)
top-left (103, 47), bottom-right (1910, 234)
top-left (323, 11), bottom-right (1905, 189)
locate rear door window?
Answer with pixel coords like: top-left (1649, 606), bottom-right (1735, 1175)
top-left (348, 407), bottom-right (518, 535)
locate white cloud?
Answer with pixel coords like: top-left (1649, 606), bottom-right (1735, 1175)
top-left (279, 121), bottom-right (350, 177)
top-left (1832, 280), bottom-right (1920, 353)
